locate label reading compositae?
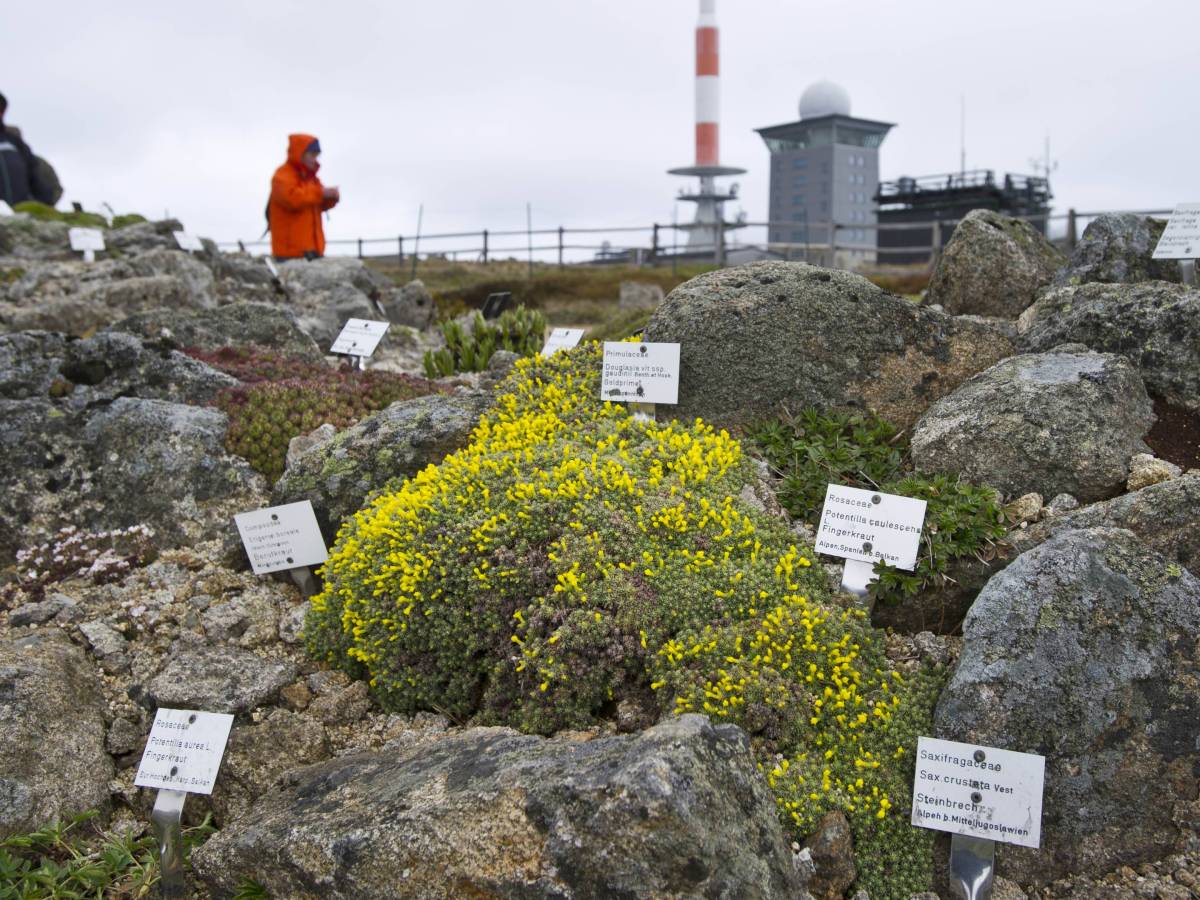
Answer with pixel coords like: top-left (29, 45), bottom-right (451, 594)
top-left (234, 501), bottom-right (328, 575)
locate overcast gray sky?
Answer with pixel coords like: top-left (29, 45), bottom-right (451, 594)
top-left (5, 0), bottom-right (1198, 257)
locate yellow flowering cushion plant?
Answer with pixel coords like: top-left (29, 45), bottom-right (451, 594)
top-left (306, 342), bottom-right (940, 898)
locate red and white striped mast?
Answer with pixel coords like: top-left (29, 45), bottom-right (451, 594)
top-left (669, 0), bottom-right (745, 253)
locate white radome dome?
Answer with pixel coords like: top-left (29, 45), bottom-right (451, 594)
top-left (799, 81), bottom-right (851, 119)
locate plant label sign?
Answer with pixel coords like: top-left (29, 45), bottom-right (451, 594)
top-left (911, 736), bottom-right (1045, 849)
top-left (330, 318), bottom-right (389, 357)
top-left (1152, 203), bottom-right (1200, 259)
top-left (601, 342), bottom-right (680, 405)
top-left (541, 327), bottom-right (585, 357)
top-left (0, 200), bottom-right (13, 216)
top-left (814, 484), bottom-right (926, 571)
top-left (264, 257), bottom-right (280, 278)
top-left (134, 709), bottom-right (234, 795)
top-left (68, 227), bottom-right (105, 252)
top-left (172, 230), bottom-right (205, 252)
top-left (234, 500), bottom-right (328, 575)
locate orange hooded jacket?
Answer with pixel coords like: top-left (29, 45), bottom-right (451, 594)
top-left (269, 133), bottom-right (337, 258)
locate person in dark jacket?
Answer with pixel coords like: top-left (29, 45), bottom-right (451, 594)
top-left (0, 93), bottom-right (58, 206)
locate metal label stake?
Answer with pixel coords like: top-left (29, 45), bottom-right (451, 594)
top-left (288, 565), bottom-right (319, 597)
top-left (628, 402), bottom-right (656, 423)
top-left (949, 833), bottom-right (995, 900)
top-left (151, 788), bottom-right (188, 898)
top-left (1181, 259), bottom-right (1197, 286)
top-left (355, 354), bottom-right (367, 371)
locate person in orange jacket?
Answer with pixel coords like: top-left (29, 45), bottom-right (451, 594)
top-left (268, 133), bottom-right (339, 260)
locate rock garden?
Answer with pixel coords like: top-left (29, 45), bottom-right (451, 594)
top-left (0, 205), bottom-right (1197, 899)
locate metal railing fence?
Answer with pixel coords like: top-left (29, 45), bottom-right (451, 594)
top-left (216, 207), bottom-right (1173, 271)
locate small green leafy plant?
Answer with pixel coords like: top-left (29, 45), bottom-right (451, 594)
top-left (752, 408), bottom-right (905, 522)
top-left (422, 306), bottom-right (547, 377)
top-left (751, 408), bottom-right (1006, 605)
top-left (0, 810), bottom-right (213, 899)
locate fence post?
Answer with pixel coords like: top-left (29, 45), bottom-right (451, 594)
top-left (1067, 208), bottom-right (1078, 251)
top-left (357, 238), bottom-right (363, 259)
top-left (558, 227), bottom-right (565, 268)
top-left (931, 220), bottom-right (943, 268)
top-left (651, 224), bottom-right (660, 265)
top-left (715, 217), bottom-right (725, 267)
top-left (397, 236), bottom-right (403, 264)
top-left (482, 230), bottom-right (488, 264)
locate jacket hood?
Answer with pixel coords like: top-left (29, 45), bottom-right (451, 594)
top-left (287, 133), bottom-right (319, 166)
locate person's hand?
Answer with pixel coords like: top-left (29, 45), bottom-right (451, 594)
top-left (323, 186), bottom-right (340, 202)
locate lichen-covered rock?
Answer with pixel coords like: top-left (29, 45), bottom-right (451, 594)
top-left (1017, 281), bottom-right (1200, 413)
top-left (272, 392), bottom-right (487, 543)
top-left (79, 398), bottom-right (267, 543)
top-left (208, 709), bottom-right (330, 824)
top-left (0, 632), bottom-right (113, 838)
top-left (192, 715), bottom-right (808, 899)
top-left (0, 213), bottom-right (72, 260)
top-left (620, 280), bottom-right (665, 311)
top-left (935, 527), bottom-right (1200, 886)
top-left (802, 810), bottom-right (857, 900)
top-left (926, 209), bottom-right (1065, 318)
top-left (1127, 453), bottom-right (1182, 492)
top-left (277, 258), bottom-right (432, 347)
top-left (0, 250), bottom-right (218, 335)
top-left (105, 218), bottom-right (184, 256)
top-left (1055, 213), bottom-right (1181, 287)
top-left (145, 645), bottom-right (297, 714)
top-left (380, 279), bottom-right (435, 330)
top-left (0, 330), bottom-right (236, 409)
top-left (1010, 473), bottom-right (1200, 571)
top-left (642, 261), bottom-right (1014, 430)
top-left (108, 302), bottom-right (325, 363)
top-left (911, 347), bottom-right (1154, 502)
top-left (0, 396), bottom-right (267, 564)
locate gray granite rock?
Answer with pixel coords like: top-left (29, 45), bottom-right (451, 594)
top-left (273, 392), bottom-right (486, 543)
top-left (1018, 281), bottom-right (1200, 413)
top-left (193, 715), bottom-right (806, 899)
top-left (0, 632), bottom-right (113, 838)
top-left (108, 302), bottom-right (325, 363)
top-left (927, 209), bottom-right (1065, 318)
top-left (935, 527), bottom-right (1200, 886)
top-left (911, 347), bottom-right (1154, 502)
top-left (1054, 213), bottom-right (1182, 286)
top-left (208, 709), bottom-right (330, 825)
top-left (146, 645), bottom-right (297, 714)
top-left (642, 261), bottom-right (1014, 430)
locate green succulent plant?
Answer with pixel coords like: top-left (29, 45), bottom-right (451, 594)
top-left (210, 350), bottom-right (442, 481)
top-left (423, 305), bottom-right (547, 377)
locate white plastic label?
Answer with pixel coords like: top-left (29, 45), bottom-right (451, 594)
top-left (912, 736), bottom-right (1045, 849)
top-left (134, 709), bottom-right (234, 796)
top-left (1152, 203), bottom-right (1200, 260)
top-left (0, 200), bottom-right (13, 216)
top-left (68, 227), bottom-right (105, 252)
top-left (330, 318), bottom-right (389, 357)
top-left (601, 342), bottom-right (680, 405)
top-left (234, 501), bottom-right (328, 575)
top-left (541, 327), bottom-right (585, 357)
top-left (173, 231), bottom-right (205, 252)
top-left (264, 257), bottom-right (280, 278)
top-left (814, 484), bottom-right (927, 571)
